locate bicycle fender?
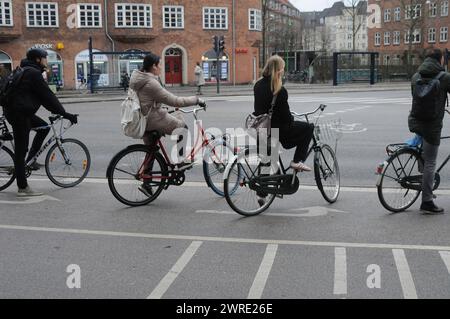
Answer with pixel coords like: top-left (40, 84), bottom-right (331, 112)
top-left (375, 160), bottom-right (388, 187)
top-left (223, 154), bottom-right (240, 180)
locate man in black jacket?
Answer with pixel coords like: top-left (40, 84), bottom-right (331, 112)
top-left (4, 48), bottom-right (78, 196)
top-left (409, 48), bottom-right (450, 214)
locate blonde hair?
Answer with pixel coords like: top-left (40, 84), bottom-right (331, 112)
top-left (261, 55), bottom-right (285, 95)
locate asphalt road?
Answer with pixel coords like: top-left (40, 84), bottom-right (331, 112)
top-left (1, 89), bottom-right (450, 299)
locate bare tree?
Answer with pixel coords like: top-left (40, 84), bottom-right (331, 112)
top-left (344, 0), bottom-right (366, 51)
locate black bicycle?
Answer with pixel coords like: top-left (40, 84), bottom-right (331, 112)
top-left (0, 114), bottom-right (90, 190)
top-left (223, 104), bottom-right (341, 216)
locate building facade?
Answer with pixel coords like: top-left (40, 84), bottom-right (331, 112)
top-left (368, 0), bottom-right (450, 67)
top-left (0, 0), bottom-right (262, 89)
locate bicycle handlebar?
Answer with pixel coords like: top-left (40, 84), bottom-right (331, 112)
top-left (291, 104), bottom-right (327, 118)
top-left (166, 105), bottom-right (207, 115)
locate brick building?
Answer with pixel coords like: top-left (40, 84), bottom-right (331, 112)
top-left (368, 0), bottom-right (450, 68)
top-left (0, 0), bottom-right (262, 89)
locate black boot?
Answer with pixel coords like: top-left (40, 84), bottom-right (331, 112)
top-left (420, 201), bottom-right (444, 214)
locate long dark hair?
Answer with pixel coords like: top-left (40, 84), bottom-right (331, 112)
top-left (141, 53), bottom-right (160, 72)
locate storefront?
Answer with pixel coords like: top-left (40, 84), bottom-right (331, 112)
top-left (201, 50), bottom-right (229, 83)
top-left (119, 49), bottom-right (145, 81)
top-left (0, 51), bottom-right (13, 77)
top-left (75, 49), bottom-right (109, 89)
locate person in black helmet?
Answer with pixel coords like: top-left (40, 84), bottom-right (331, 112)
top-left (4, 48), bottom-right (78, 197)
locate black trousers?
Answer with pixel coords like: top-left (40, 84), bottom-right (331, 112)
top-left (280, 121), bottom-right (314, 163)
top-left (5, 114), bottom-right (50, 189)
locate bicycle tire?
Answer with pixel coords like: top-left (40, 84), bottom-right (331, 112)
top-left (377, 148), bottom-right (422, 213)
top-left (0, 145), bottom-right (16, 191)
top-left (314, 144), bottom-right (340, 203)
top-left (224, 150), bottom-right (276, 216)
top-left (107, 144), bottom-right (167, 207)
top-left (203, 137), bottom-right (241, 197)
top-left (45, 138), bottom-right (91, 188)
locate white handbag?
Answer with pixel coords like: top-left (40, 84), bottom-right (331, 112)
top-left (245, 94), bottom-right (278, 138)
top-left (120, 88), bottom-right (147, 139)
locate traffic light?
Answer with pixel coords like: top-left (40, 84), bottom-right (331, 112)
top-left (219, 36), bottom-right (225, 52)
top-left (213, 35), bottom-right (219, 54)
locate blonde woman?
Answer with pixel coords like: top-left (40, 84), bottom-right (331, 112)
top-left (253, 55), bottom-right (314, 172)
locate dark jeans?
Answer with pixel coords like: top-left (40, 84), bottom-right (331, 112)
top-left (5, 114), bottom-right (50, 189)
top-left (280, 121), bottom-right (314, 163)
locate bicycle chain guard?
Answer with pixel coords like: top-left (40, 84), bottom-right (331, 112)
top-left (249, 174), bottom-right (300, 195)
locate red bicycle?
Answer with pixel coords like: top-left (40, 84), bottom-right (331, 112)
top-left (106, 104), bottom-right (241, 206)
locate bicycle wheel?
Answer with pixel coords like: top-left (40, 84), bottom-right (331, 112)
top-left (224, 149), bottom-right (276, 216)
top-left (314, 144), bottom-right (340, 203)
top-left (377, 148), bottom-right (422, 213)
top-left (203, 137), bottom-right (241, 197)
top-left (0, 145), bottom-right (15, 191)
top-left (45, 138), bottom-right (91, 188)
top-left (107, 144), bottom-right (167, 207)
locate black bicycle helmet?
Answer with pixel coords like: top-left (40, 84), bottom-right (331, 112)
top-left (26, 48), bottom-right (48, 60)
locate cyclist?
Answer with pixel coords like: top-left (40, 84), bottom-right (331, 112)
top-left (3, 48), bottom-right (78, 197)
top-left (128, 53), bottom-right (205, 196)
top-left (253, 55), bottom-right (314, 172)
top-left (409, 48), bottom-right (450, 214)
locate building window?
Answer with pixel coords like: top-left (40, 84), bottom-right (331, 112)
top-left (384, 31), bottom-right (390, 45)
top-left (428, 28), bottom-right (436, 43)
top-left (429, 2), bottom-right (437, 17)
top-left (203, 7), bottom-right (227, 30)
top-left (442, 1), bottom-right (449, 16)
top-left (249, 8), bottom-right (261, 31)
top-left (383, 55), bottom-right (390, 66)
top-left (405, 30), bottom-right (411, 43)
top-left (413, 4), bottom-right (422, 18)
top-left (115, 4), bottom-right (152, 28)
top-left (440, 27), bottom-right (448, 42)
top-left (394, 7), bottom-right (401, 21)
top-left (393, 31), bottom-right (400, 45)
top-left (384, 8), bottom-right (391, 22)
top-left (26, 2), bottom-right (58, 27)
top-left (412, 29), bottom-right (421, 43)
top-left (375, 32), bottom-right (381, 46)
top-left (163, 5), bottom-right (184, 29)
top-left (0, 0), bottom-right (12, 26)
top-left (405, 5), bottom-right (411, 19)
top-left (77, 4), bottom-right (102, 28)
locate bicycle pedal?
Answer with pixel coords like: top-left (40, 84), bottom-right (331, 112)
top-left (276, 194), bottom-right (284, 199)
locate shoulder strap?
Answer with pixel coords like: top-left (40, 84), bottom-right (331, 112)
top-left (268, 93), bottom-right (278, 114)
top-left (436, 71), bottom-right (446, 80)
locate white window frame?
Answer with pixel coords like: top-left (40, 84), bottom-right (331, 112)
top-left (429, 2), bottom-right (437, 17)
top-left (375, 32), bottom-right (381, 46)
top-left (203, 7), bottom-right (228, 30)
top-left (26, 2), bottom-right (59, 28)
top-left (248, 8), bottom-right (262, 31)
top-left (394, 7), bottom-right (401, 21)
top-left (393, 31), bottom-right (400, 45)
top-left (384, 31), bottom-right (390, 45)
top-left (442, 1), bottom-right (449, 16)
top-left (413, 4), bottom-right (422, 18)
top-left (384, 8), bottom-right (391, 22)
top-left (162, 5), bottom-right (184, 29)
top-left (405, 5), bottom-right (411, 19)
top-left (77, 3), bottom-right (102, 28)
top-left (440, 27), bottom-right (448, 42)
top-left (412, 29), bottom-right (421, 43)
top-left (115, 3), bottom-right (152, 28)
top-left (428, 27), bottom-right (436, 43)
top-left (405, 30), bottom-right (411, 44)
top-left (0, 0), bottom-right (12, 26)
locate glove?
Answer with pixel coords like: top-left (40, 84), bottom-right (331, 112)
top-left (198, 98), bottom-right (206, 108)
top-left (64, 113), bottom-right (78, 125)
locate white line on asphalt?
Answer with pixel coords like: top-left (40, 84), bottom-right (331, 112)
top-left (1, 224), bottom-right (450, 252)
top-left (147, 241), bottom-right (202, 299)
top-left (248, 244), bottom-right (278, 299)
top-left (392, 249), bottom-right (418, 299)
top-left (439, 251), bottom-right (450, 275)
top-left (333, 247), bottom-right (347, 295)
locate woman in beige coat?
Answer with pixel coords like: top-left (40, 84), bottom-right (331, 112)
top-left (129, 53), bottom-right (205, 169)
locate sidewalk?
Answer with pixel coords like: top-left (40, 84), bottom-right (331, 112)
top-left (57, 81), bottom-right (410, 104)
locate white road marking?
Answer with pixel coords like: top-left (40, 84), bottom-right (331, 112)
top-left (439, 251), bottom-right (450, 275)
top-left (196, 207), bottom-right (348, 218)
top-left (333, 247), bottom-right (347, 295)
top-left (392, 249), bottom-right (418, 299)
top-left (0, 195), bottom-right (60, 204)
top-left (1, 224), bottom-right (450, 252)
top-left (248, 244), bottom-right (278, 299)
top-left (147, 241), bottom-right (202, 299)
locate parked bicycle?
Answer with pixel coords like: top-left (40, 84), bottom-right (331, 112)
top-left (223, 104), bottom-right (340, 216)
top-left (106, 103), bottom-right (241, 207)
top-left (376, 113), bottom-right (450, 213)
top-left (0, 114), bottom-right (91, 191)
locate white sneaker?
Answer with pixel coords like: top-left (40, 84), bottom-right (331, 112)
top-left (290, 161), bottom-right (312, 172)
top-left (17, 186), bottom-right (44, 197)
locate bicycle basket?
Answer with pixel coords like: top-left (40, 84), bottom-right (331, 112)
top-left (314, 119), bottom-right (343, 148)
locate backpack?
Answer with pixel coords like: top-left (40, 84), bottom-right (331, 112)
top-left (0, 66), bottom-right (30, 109)
top-left (411, 71), bottom-right (446, 121)
top-left (120, 88), bottom-right (148, 139)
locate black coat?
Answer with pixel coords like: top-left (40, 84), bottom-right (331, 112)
top-left (253, 76), bottom-right (294, 135)
top-left (4, 59), bottom-right (67, 119)
top-left (409, 58), bottom-right (450, 145)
